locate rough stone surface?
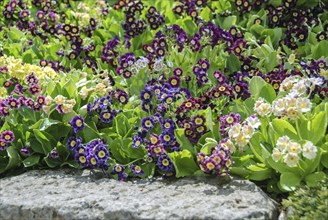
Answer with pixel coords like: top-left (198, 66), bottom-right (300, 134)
top-left (0, 170), bottom-right (278, 220)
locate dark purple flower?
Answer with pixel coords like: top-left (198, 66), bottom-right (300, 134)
top-left (112, 164), bottom-right (125, 174)
top-left (157, 155), bottom-right (174, 172)
top-left (130, 164), bottom-right (144, 176)
top-left (29, 84), bottom-right (41, 95)
top-left (67, 136), bottom-right (82, 151)
top-left (69, 116), bottom-right (85, 134)
top-left (0, 139), bottom-right (8, 151)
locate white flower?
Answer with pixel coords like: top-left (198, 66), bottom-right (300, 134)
top-left (280, 76), bottom-right (298, 92)
top-left (228, 123), bottom-right (242, 139)
top-left (153, 61), bottom-right (163, 71)
top-left (272, 148), bottom-right (282, 162)
top-left (272, 98), bottom-right (286, 116)
top-left (284, 152), bottom-right (299, 167)
top-left (242, 124), bottom-right (254, 139)
top-left (255, 102), bottom-right (271, 117)
top-left (135, 57), bottom-right (148, 69)
top-left (166, 60), bottom-right (173, 67)
top-left (287, 141), bottom-right (302, 154)
top-left (246, 115), bottom-right (261, 129)
top-left (285, 97), bottom-right (297, 108)
top-left (235, 134), bottom-right (249, 148)
top-left (286, 107), bottom-right (300, 120)
top-left (291, 82), bottom-right (307, 96)
top-left (296, 97), bottom-right (312, 112)
top-left (276, 136), bottom-right (290, 152)
top-left (254, 97), bottom-right (265, 109)
top-left (79, 86), bottom-right (89, 100)
top-left (54, 95), bottom-right (66, 105)
top-left (42, 105), bottom-right (51, 114)
top-left (308, 77), bottom-right (324, 86)
top-left (61, 104), bottom-right (73, 114)
top-left (45, 96), bottom-right (53, 105)
top-left (220, 139), bottom-right (236, 153)
top-left (302, 141), bottom-right (317, 160)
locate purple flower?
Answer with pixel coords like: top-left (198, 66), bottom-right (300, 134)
top-left (141, 116), bottom-right (155, 130)
top-left (100, 110), bottom-right (115, 123)
top-left (157, 155), bottom-right (173, 172)
top-left (112, 164), bottom-right (125, 174)
top-left (25, 98), bottom-right (35, 108)
top-left (95, 145), bottom-right (110, 161)
top-left (69, 116), bottom-right (85, 134)
top-left (36, 11), bottom-right (45, 20)
top-left (29, 84), bottom-right (41, 95)
top-left (130, 164), bottom-right (144, 176)
top-left (20, 146), bottom-right (32, 157)
top-left (87, 154), bottom-right (99, 168)
top-left (75, 153), bottom-right (88, 167)
top-left (0, 139), bottom-right (8, 151)
top-left (49, 149), bottom-right (59, 159)
top-left (132, 135), bottom-right (143, 148)
top-left (67, 136), bottom-right (82, 151)
top-left (7, 97), bottom-right (20, 109)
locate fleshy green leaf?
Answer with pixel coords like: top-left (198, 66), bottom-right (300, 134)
top-left (168, 150), bottom-right (199, 178)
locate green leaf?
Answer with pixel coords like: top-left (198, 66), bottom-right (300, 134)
top-left (7, 27), bottom-right (25, 42)
top-left (29, 119), bottom-right (61, 131)
top-left (168, 150), bottom-right (199, 178)
top-left (271, 119), bottom-right (299, 140)
top-left (174, 129), bottom-right (195, 155)
top-left (81, 124), bottom-right (100, 142)
top-left (200, 142), bottom-right (217, 155)
top-left (44, 157), bottom-right (62, 168)
top-left (183, 18), bottom-right (197, 36)
top-left (308, 111), bottom-right (327, 145)
top-left (249, 76), bottom-right (266, 100)
top-left (33, 129), bottom-right (53, 154)
top-left (230, 167), bottom-right (252, 178)
top-left (23, 154), bottom-right (40, 167)
top-left (109, 139), bottom-right (129, 164)
top-left (4, 146), bottom-right (21, 172)
top-left (280, 172), bottom-right (302, 191)
top-left (199, 7), bottom-right (212, 21)
top-left (247, 165), bottom-right (272, 181)
top-left (305, 171), bottom-right (325, 187)
top-left (222, 15), bottom-right (237, 29)
top-left (122, 138), bottom-right (146, 159)
top-left (205, 107), bottom-right (213, 131)
top-left (63, 79), bottom-right (77, 98)
top-left (226, 53), bottom-right (241, 73)
top-left (312, 38), bottom-right (328, 59)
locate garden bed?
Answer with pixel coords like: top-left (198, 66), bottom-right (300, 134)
top-left (0, 0), bottom-right (327, 219)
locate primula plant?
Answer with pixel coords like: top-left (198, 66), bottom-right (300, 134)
top-left (0, 0), bottom-right (327, 207)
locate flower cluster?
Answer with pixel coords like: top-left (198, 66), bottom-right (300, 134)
top-left (121, 0), bottom-right (146, 38)
top-left (0, 71), bottom-right (48, 117)
top-left (192, 59), bottom-right (210, 87)
top-left (254, 75), bottom-right (325, 120)
top-left (69, 138), bottom-right (110, 170)
top-left (146, 6), bottom-right (165, 30)
top-left (43, 95), bottom-right (76, 115)
top-left (0, 55), bottom-right (58, 82)
top-left (87, 95), bottom-right (118, 124)
top-left (101, 36), bottom-right (120, 67)
top-left (197, 144), bottom-right (233, 176)
top-left (0, 130), bottom-right (15, 151)
top-left (227, 114), bottom-right (261, 151)
top-left (116, 52), bottom-right (137, 78)
top-left (272, 136), bottom-right (317, 167)
top-left (173, 0), bottom-right (208, 20)
top-left (183, 115), bottom-right (208, 145)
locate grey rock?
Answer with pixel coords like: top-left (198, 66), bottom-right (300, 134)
top-left (0, 170), bottom-right (278, 220)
